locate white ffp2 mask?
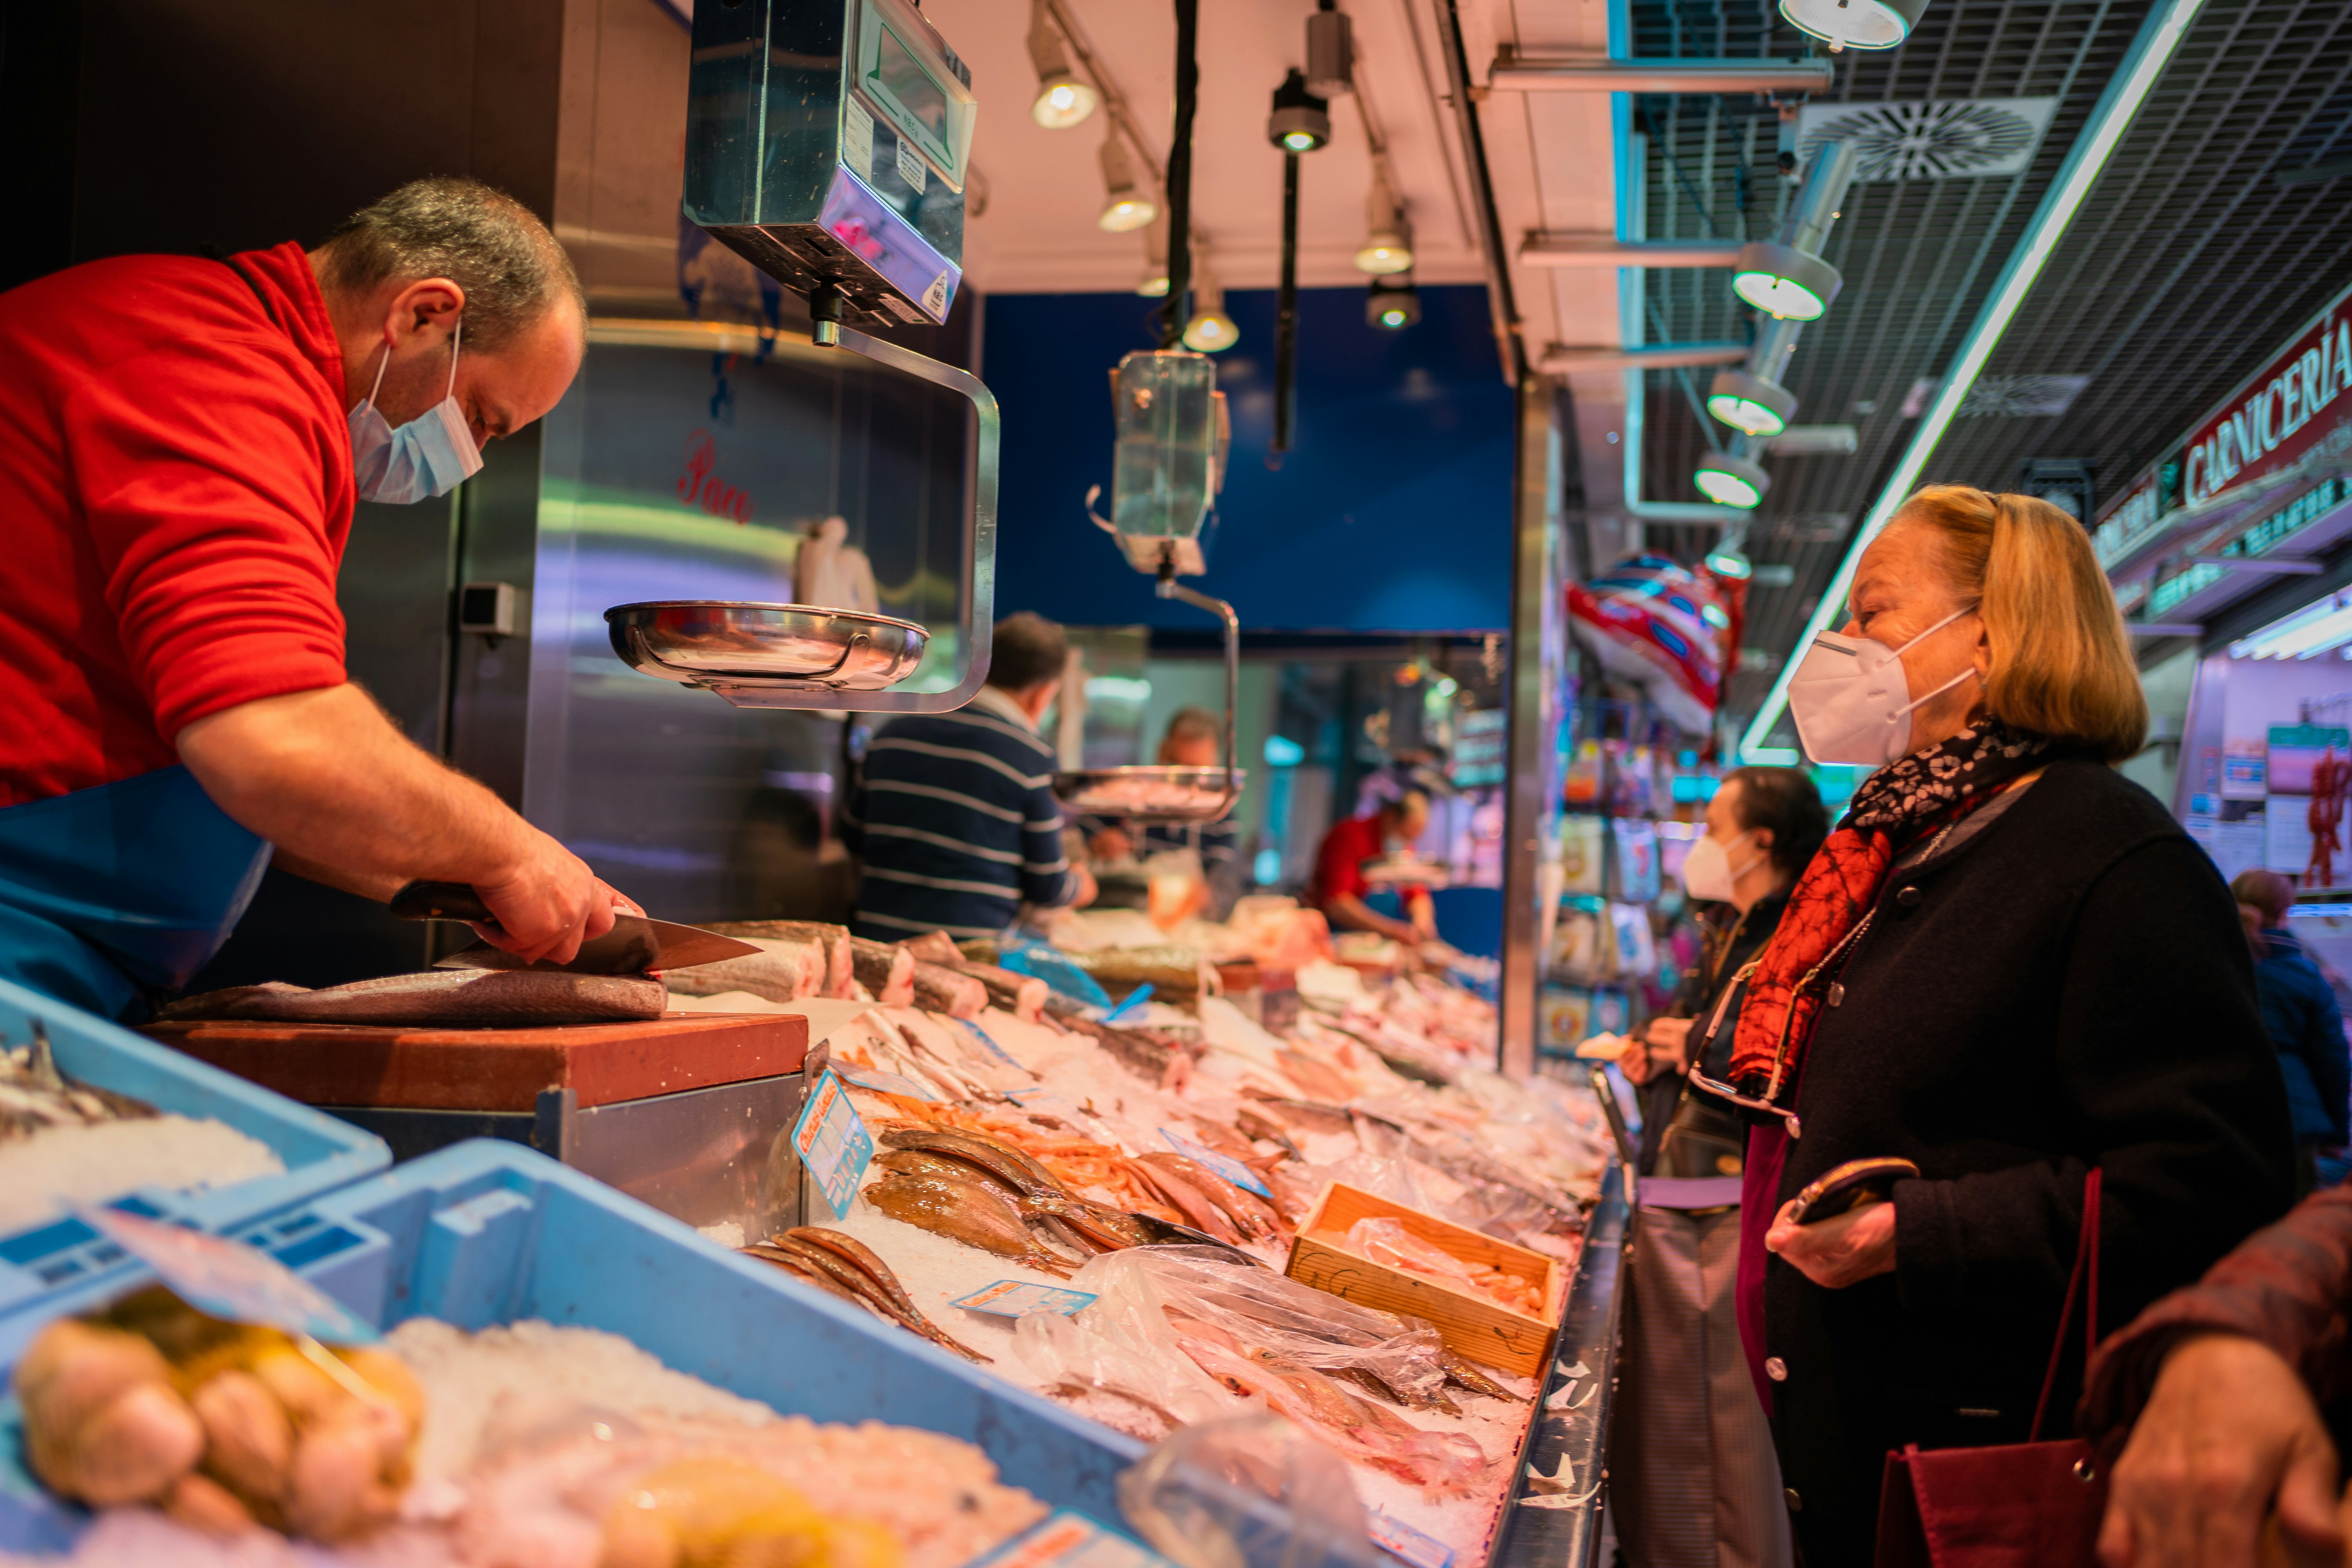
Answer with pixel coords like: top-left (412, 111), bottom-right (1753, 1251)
top-left (1681, 829), bottom-right (1760, 903)
top-left (1788, 606), bottom-right (1980, 768)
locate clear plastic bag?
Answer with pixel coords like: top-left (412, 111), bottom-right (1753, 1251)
top-left (1080, 1248), bottom-right (1451, 1405)
top-left (1119, 1416), bottom-right (1377, 1568)
top-left (1019, 1252), bottom-right (1490, 1498)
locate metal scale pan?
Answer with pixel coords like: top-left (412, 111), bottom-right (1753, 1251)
top-left (604, 602), bottom-right (931, 692)
top-left (1054, 579), bottom-right (1246, 824)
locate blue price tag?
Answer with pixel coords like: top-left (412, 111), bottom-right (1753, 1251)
top-left (1368, 1510), bottom-right (1454, 1568)
top-left (1101, 983), bottom-right (1154, 1024)
top-left (961, 1510), bottom-right (1171, 1568)
top-left (793, 1069), bottom-right (875, 1220)
top-left (80, 1208), bottom-right (380, 1345)
top-left (1160, 1128), bottom-right (1273, 1199)
top-left (837, 1065), bottom-right (940, 1102)
top-left (950, 1280), bottom-right (1099, 1318)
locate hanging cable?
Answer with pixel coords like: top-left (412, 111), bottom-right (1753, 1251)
top-left (1273, 149), bottom-right (1301, 460)
top-left (1157, 0), bottom-right (1200, 350)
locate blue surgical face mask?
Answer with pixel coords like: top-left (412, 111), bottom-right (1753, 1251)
top-left (348, 323), bottom-right (484, 504)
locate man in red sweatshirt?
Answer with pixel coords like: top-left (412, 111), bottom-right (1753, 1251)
top-left (0, 176), bottom-right (634, 1019)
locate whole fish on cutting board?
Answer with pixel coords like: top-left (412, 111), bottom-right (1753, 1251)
top-left (156, 971), bottom-right (667, 1027)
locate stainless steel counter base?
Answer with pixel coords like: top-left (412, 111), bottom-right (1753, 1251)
top-left (323, 1071), bottom-right (807, 1243)
top-left (1490, 1159), bottom-right (1630, 1568)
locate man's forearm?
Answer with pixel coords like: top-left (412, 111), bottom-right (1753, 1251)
top-left (178, 684), bottom-right (532, 899)
top-left (1328, 892), bottom-right (1417, 944)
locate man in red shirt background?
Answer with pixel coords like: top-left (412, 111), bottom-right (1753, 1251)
top-left (1307, 787), bottom-right (1437, 945)
top-left (0, 176), bottom-right (634, 1018)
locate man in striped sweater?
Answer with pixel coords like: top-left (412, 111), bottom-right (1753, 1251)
top-left (842, 612), bottom-right (1094, 941)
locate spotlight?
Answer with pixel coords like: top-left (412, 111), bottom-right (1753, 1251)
top-left (1027, 0), bottom-right (1098, 129)
top-left (1694, 452), bottom-right (1769, 509)
top-left (1778, 0), bottom-right (1930, 52)
top-left (1705, 532), bottom-right (1754, 579)
top-left (1305, 3), bottom-right (1355, 97)
top-left (1136, 213), bottom-right (1171, 297)
top-left (1731, 242), bottom-right (1842, 320)
top-left (1267, 69), bottom-right (1330, 154)
top-left (1096, 135), bottom-right (1158, 232)
top-left (1367, 274), bottom-right (1419, 330)
top-left (1354, 176), bottom-right (1414, 275)
top-left (1182, 263), bottom-right (1238, 352)
top-left (1707, 369), bottom-right (1798, 437)
top-left (1731, 142), bottom-right (1858, 321)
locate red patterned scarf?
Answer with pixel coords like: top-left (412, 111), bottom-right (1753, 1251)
top-left (1727, 719), bottom-right (2055, 1098)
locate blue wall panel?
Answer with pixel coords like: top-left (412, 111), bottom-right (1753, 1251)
top-left (983, 283), bottom-right (1513, 634)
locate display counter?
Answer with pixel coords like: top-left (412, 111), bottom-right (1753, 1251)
top-left (1492, 1159), bottom-right (1628, 1568)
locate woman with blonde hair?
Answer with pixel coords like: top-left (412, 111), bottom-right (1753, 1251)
top-left (1704, 486), bottom-right (2296, 1564)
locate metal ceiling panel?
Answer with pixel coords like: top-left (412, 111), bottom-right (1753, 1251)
top-left (1622, 0), bottom-right (2352, 742)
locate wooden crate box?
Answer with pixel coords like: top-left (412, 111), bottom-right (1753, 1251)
top-left (1284, 1181), bottom-right (1564, 1379)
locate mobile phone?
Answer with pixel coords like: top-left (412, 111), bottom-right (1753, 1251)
top-left (1786, 1157), bottom-right (1919, 1226)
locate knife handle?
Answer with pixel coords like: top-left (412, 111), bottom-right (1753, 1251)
top-left (388, 881), bottom-right (496, 923)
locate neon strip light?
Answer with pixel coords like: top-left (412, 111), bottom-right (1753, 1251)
top-left (1737, 0), bottom-right (2208, 761)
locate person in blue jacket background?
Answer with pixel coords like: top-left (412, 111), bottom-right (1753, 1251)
top-left (2233, 869), bottom-right (2351, 1194)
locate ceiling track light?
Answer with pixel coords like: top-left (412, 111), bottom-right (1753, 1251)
top-left (1183, 261), bottom-right (1238, 353)
top-left (1706, 528), bottom-right (1755, 579)
top-left (1779, 0), bottom-right (1930, 53)
top-left (1731, 140), bottom-right (1858, 321)
top-left (1707, 315), bottom-right (1802, 436)
top-left (1097, 133), bottom-right (1158, 232)
top-left (1306, 2), bottom-right (1355, 97)
top-left (1694, 450), bottom-right (1770, 509)
top-left (1354, 175), bottom-right (1414, 275)
top-left (1367, 273), bottom-right (1419, 330)
top-left (1268, 68), bottom-right (1331, 154)
top-left (1707, 371), bottom-right (1798, 437)
top-left (1028, 0), bottom-right (1099, 129)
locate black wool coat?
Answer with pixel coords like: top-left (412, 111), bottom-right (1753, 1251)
top-left (1760, 759), bottom-right (2298, 1566)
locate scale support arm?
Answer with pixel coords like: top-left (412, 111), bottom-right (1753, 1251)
top-left (717, 323), bottom-right (999, 712)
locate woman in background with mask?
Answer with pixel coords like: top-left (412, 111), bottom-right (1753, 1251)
top-left (1711, 486), bottom-right (2294, 1565)
top-left (1613, 765), bottom-right (1826, 1568)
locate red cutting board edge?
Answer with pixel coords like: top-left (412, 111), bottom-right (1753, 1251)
top-left (142, 1011), bottom-right (809, 1112)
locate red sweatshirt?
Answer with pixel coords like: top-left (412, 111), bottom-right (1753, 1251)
top-left (0, 242), bottom-right (353, 810)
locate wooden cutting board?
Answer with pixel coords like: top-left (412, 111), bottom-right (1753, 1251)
top-left (144, 1011), bottom-right (809, 1112)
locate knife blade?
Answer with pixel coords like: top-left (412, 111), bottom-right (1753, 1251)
top-left (388, 882), bottom-right (761, 975)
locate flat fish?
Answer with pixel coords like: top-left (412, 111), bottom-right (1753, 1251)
top-left (156, 971), bottom-right (668, 1027)
top-left (862, 1172), bottom-right (1075, 1278)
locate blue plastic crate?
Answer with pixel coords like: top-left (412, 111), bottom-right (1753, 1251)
top-left (0, 1138), bottom-right (1148, 1555)
top-left (0, 978), bottom-right (390, 1328)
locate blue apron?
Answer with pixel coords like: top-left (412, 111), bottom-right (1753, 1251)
top-left (0, 766), bottom-right (269, 1021)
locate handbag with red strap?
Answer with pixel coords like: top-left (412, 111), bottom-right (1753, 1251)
top-left (1874, 1167), bottom-right (2108, 1568)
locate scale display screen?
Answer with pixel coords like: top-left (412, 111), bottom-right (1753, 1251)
top-left (854, 0), bottom-right (974, 192)
top-left (877, 29), bottom-right (949, 142)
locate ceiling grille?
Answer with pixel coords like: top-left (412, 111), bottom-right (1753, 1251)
top-left (1627, 0), bottom-right (2352, 739)
top-left (1797, 97), bottom-right (2059, 181)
